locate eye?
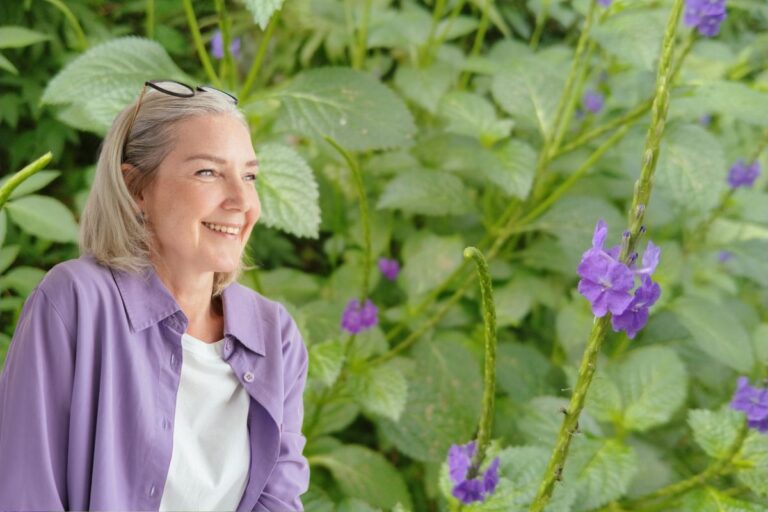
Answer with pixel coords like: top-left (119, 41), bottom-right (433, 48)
top-left (244, 173), bottom-right (258, 183)
top-left (195, 169), bottom-right (216, 177)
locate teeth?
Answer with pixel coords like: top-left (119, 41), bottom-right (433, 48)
top-left (203, 222), bottom-right (241, 235)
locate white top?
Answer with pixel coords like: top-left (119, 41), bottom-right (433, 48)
top-left (159, 333), bottom-right (251, 511)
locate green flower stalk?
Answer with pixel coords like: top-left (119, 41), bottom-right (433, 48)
top-left (0, 152), bottom-right (53, 210)
top-left (463, 247), bottom-right (497, 476)
top-left (181, 0), bottom-right (221, 88)
top-left (529, 1), bottom-right (685, 511)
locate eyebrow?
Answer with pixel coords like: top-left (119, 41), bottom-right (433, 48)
top-left (184, 153), bottom-right (259, 168)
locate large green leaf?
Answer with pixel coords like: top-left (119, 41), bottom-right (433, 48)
top-left (379, 338), bottom-right (482, 462)
top-left (438, 91), bottom-right (514, 145)
top-left (495, 342), bottom-right (553, 402)
top-left (678, 487), bottom-right (764, 511)
top-left (0, 170), bottom-right (60, 200)
top-left (562, 439), bottom-right (638, 511)
top-left (240, 0), bottom-right (284, 29)
top-left (394, 62), bottom-right (458, 113)
top-left (400, 233), bottom-right (464, 300)
top-left (736, 432), bottom-right (768, 497)
top-left (0, 266), bottom-right (45, 296)
top-left (491, 53), bottom-right (566, 137)
top-left (671, 80), bottom-right (768, 127)
top-left (655, 123), bottom-right (727, 215)
top-left (308, 339), bottom-right (345, 387)
top-left (674, 296), bottom-right (754, 373)
top-left (41, 37), bottom-right (189, 132)
top-left (319, 445), bottom-right (412, 510)
top-left (350, 363), bottom-right (408, 422)
top-left (592, 9), bottom-right (666, 71)
top-left (614, 346), bottom-right (688, 432)
top-left (0, 245), bottom-right (19, 274)
top-left (273, 67), bottom-right (416, 151)
top-left (255, 143), bottom-right (320, 238)
top-left (377, 170), bottom-right (472, 216)
top-left (0, 210), bottom-right (7, 248)
top-left (304, 381), bottom-right (360, 437)
top-left (0, 26), bottom-right (49, 49)
top-left (0, 52), bottom-right (16, 74)
top-left (5, 195), bottom-right (78, 243)
top-left (688, 406), bottom-right (743, 460)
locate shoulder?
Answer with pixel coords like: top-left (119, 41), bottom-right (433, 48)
top-left (37, 254), bottom-right (118, 315)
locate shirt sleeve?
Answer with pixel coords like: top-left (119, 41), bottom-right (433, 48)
top-left (0, 287), bottom-right (75, 510)
top-left (255, 307), bottom-right (309, 512)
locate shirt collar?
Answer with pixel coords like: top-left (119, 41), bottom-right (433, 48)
top-left (111, 265), bottom-right (266, 356)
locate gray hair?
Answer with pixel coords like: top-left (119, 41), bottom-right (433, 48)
top-left (79, 86), bottom-right (252, 296)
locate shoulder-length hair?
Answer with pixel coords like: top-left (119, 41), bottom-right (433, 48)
top-left (79, 86), bottom-right (252, 297)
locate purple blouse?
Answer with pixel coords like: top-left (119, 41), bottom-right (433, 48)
top-left (0, 255), bottom-right (309, 511)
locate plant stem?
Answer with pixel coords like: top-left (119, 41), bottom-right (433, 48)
top-left (617, 423), bottom-right (749, 510)
top-left (529, 2), bottom-right (685, 510)
top-left (325, 138), bottom-right (372, 300)
top-left (239, 10), bottom-right (280, 101)
top-left (420, 0), bottom-right (448, 66)
top-left (214, 0), bottom-right (237, 89)
top-left (351, 0), bottom-right (372, 70)
top-left (145, 0), bottom-right (155, 39)
top-left (0, 152), bottom-right (53, 209)
top-left (529, 0), bottom-right (550, 51)
top-left (463, 247), bottom-right (497, 477)
top-left (43, 0), bottom-right (88, 50)
top-left (458, 0), bottom-right (492, 89)
top-left (181, 0), bottom-right (221, 87)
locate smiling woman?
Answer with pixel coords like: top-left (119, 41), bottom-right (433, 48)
top-left (0, 81), bottom-right (309, 511)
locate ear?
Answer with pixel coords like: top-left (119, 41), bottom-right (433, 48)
top-left (121, 163), bottom-right (146, 211)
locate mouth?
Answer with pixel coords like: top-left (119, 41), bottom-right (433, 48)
top-left (202, 222), bottom-right (242, 239)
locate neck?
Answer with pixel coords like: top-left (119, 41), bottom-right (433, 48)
top-left (151, 257), bottom-right (218, 327)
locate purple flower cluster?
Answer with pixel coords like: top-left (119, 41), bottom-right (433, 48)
top-left (577, 220), bottom-right (661, 339)
top-left (731, 377), bottom-right (768, 432)
top-left (378, 257), bottom-right (400, 281)
top-left (582, 90), bottom-right (605, 114)
top-left (684, 0), bottom-right (727, 37)
top-left (597, 0), bottom-right (612, 6)
top-left (727, 160), bottom-right (760, 189)
top-left (340, 299), bottom-right (378, 334)
top-left (447, 442), bottom-right (500, 504)
top-left (211, 30), bottom-right (241, 60)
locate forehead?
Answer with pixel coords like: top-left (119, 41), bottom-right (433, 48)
top-left (167, 115), bottom-right (256, 161)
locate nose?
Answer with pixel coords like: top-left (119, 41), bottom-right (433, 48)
top-left (223, 176), bottom-right (253, 211)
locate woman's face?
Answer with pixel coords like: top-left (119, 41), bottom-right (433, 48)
top-left (136, 114), bottom-right (260, 277)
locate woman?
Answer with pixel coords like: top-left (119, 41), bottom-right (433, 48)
top-left (0, 81), bottom-right (309, 511)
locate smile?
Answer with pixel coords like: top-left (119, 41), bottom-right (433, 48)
top-left (202, 222), bottom-right (242, 238)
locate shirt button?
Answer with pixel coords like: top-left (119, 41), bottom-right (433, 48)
top-left (244, 371), bottom-right (254, 383)
top-left (149, 484), bottom-right (156, 497)
top-left (162, 418), bottom-right (170, 430)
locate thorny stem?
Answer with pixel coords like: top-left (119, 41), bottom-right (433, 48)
top-left (529, 1), bottom-right (685, 510)
top-left (0, 152), bottom-right (53, 209)
top-left (181, 0), bottom-right (220, 87)
top-left (239, 10), bottom-right (281, 101)
top-left (615, 423), bottom-right (749, 511)
top-left (463, 248), bottom-right (497, 478)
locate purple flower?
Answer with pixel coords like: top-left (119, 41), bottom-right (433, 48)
top-left (731, 377), bottom-right (768, 432)
top-left (340, 299), bottom-right (378, 334)
top-left (718, 250), bottom-right (733, 263)
top-left (610, 276), bottom-right (661, 339)
top-left (727, 159), bottom-right (760, 189)
top-left (210, 30), bottom-right (242, 60)
top-left (684, 0), bottom-right (727, 37)
top-left (699, 113), bottom-right (712, 126)
top-left (577, 220), bottom-right (635, 317)
top-left (635, 241), bottom-right (660, 275)
top-left (582, 90), bottom-right (605, 114)
top-left (378, 257), bottom-right (400, 281)
top-left (598, 0), bottom-right (612, 6)
top-left (447, 441), bottom-right (500, 504)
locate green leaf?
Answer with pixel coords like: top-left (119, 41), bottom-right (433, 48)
top-left (438, 92), bottom-right (514, 146)
top-left (0, 26), bottom-right (49, 49)
top-left (615, 346), bottom-right (688, 432)
top-left (240, 0), bottom-right (284, 29)
top-left (41, 37), bottom-right (189, 132)
top-left (674, 296), bottom-right (754, 373)
top-left (688, 406), bottom-right (743, 460)
top-left (753, 324), bottom-right (768, 368)
top-left (0, 52), bottom-right (18, 74)
top-left (255, 143), bottom-right (320, 238)
top-left (308, 339), bottom-right (345, 387)
top-left (491, 54), bottom-right (566, 137)
top-left (5, 195), bottom-right (78, 243)
top-left (563, 439), bottom-right (638, 511)
top-left (0, 170), bottom-right (60, 200)
top-left (379, 338), bottom-right (482, 462)
top-left (0, 266), bottom-right (45, 296)
top-left (377, 170), bottom-right (472, 216)
top-left (0, 245), bottom-right (19, 274)
top-left (592, 9), bottom-right (666, 71)
top-left (351, 363), bottom-right (408, 421)
top-left (656, 123), bottom-right (727, 215)
top-left (495, 343), bottom-right (553, 402)
top-left (671, 80), bottom-right (768, 127)
top-left (491, 140), bottom-right (536, 199)
top-left (585, 371), bottom-right (623, 424)
top-left (394, 62), bottom-right (457, 113)
top-left (319, 445), bottom-right (412, 510)
top-left (736, 432), bottom-right (768, 497)
top-left (273, 67), bottom-right (416, 151)
top-left (400, 234), bottom-right (464, 300)
top-left (305, 381), bottom-right (360, 437)
top-left (0, 210), bottom-right (7, 247)
top-left (516, 395), bottom-right (602, 448)
top-left (678, 487), bottom-right (764, 511)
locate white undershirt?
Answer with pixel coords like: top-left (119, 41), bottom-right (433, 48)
top-left (159, 333), bottom-right (251, 512)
